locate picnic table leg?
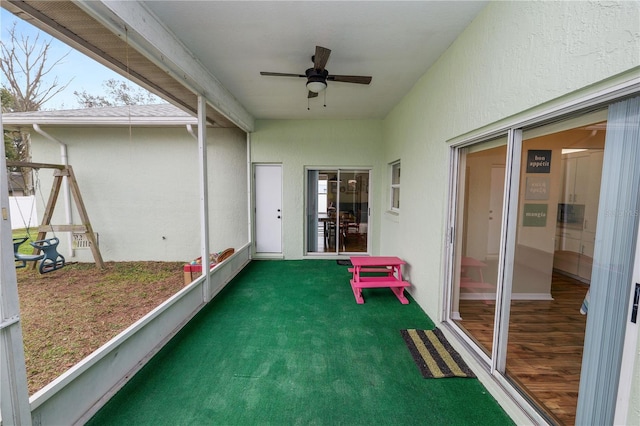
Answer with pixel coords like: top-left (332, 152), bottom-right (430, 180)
top-left (350, 279), bottom-right (365, 304)
top-left (390, 287), bottom-right (409, 304)
top-left (350, 265), bottom-right (365, 303)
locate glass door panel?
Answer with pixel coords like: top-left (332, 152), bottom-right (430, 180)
top-left (503, 114), bottom-right (606, 425)
top-left (307, 169), bottom-right (337, 253)
top-left (451, 136), bottom-right (508, 356)
top-left (337, 171), bottom-right (369, 254)
top-left (306, 169), bottom-right (369, 254)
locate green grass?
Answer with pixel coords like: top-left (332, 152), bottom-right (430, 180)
top-left (12, 228), bottom-right (38, 255)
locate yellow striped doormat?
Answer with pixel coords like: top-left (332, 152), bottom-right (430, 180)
top-left (400, 329), bottom-right (475, 379)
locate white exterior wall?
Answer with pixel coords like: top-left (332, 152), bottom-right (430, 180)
top-left (29, 125), bottom-right (248, 262)
top-left (250, 119), bottom-right (383, 259)
top-left (381, 1), bottom-right (640, 423)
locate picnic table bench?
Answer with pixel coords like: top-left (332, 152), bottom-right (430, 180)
top-left (349, 256), bottom-right (410, 304)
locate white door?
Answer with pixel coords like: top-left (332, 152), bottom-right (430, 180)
top-left (255, 164), bottom-right (282, 253)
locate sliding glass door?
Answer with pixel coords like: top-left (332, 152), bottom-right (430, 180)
top-left (306, 169), bottom-right (370, 255)
top-left (502, 114), bottom-right (606, 425)
top-left (451, 136), bottom-right (508, 357)
top-left (448, 96), bottom-right (640, 425)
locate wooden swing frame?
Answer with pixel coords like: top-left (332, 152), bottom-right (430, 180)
top-left (7, 161), bottom-right (105, 269)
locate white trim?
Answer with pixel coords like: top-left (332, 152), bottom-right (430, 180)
top-left (389, 160), bottom-right (401, 212)
top-left (460, 293), bottom-right (553, 301)
top-left (3, 116), bottom-right (197, 127)
top-left (493, 128), bottom-right (522, 374)
top-left (246, 133), bottom-right (253, 260)
top-left (491, 371), bottom-right (552, 425)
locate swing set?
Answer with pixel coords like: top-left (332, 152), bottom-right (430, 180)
top-left (7, 161), bottom-right (104, 273)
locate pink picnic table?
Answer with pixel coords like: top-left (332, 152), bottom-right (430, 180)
top-left (349, 256), bottom-right (411, 304)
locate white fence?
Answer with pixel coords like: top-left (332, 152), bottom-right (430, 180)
top-left (9, 196), bottom-right (38, 230)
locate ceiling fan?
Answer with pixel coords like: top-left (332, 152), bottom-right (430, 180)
top-left (260, 46), bottom-right (372, 98)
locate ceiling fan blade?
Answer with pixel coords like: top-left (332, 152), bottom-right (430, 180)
top-left (328, 75), bottom-right (372, 85)
top-left (308, 91), bottom-right (318, 99)
top-left (313, 46), bottom-right (331, 70)
top-left (260, 72), bottom-right (306, 78)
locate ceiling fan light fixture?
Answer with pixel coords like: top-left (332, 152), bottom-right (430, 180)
top-left (307, 79), bottom-right (327, 93)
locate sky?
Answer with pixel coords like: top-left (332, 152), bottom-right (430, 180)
top-left (1, 8), bottom-right (146, 110)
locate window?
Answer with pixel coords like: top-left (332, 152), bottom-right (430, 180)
top-left (390, 161), bottom-right (400, 211)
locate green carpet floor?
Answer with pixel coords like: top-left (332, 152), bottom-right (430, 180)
top-left (87, 260), bottom-right (513, 425)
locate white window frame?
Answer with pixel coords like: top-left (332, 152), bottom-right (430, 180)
top-left (389, 160), bottom-right (401, 212)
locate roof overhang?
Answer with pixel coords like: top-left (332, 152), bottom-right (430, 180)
top-left (2, 0), bottom-right (254, 132)
top-left (2, 116), bottom-right (198, 127)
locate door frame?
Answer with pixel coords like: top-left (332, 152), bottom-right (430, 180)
top-left (303, 167), bottom-right (372, 257)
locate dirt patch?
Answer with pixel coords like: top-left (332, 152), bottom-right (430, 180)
top-left (16, 261), bottom-right (187, 395)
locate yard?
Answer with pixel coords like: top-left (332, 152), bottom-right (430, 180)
top-left (15, 260), bottom-right (186, 395)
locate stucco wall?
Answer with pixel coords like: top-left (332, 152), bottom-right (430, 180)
top-left (29, 125), bottom-right (248, 262)
top-left (381, 0), bottom-right (639, 422)
top-left (250, 119), bottom-right (383, 259)
top-left (382, 0), bottom-right (639, 314)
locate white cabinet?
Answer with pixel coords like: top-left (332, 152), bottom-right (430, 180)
top-left (583, 150), bottom-right (604, 233)
top-left (554, 149), bottom-right (604, 282)
top-left (561, 153), bottom-right (590, 204)
top-left (560, 230), bottom-right (582, 253)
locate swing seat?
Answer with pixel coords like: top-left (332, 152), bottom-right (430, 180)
top-left (13, 237), bottom-right (45, 269)
top-left (30, 237), bottom-right (65, 274)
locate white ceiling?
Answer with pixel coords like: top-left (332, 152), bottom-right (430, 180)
top-left (142, 1), bottom-right (487, 121)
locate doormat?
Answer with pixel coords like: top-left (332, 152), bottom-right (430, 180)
top-left (400, 328), bottom-right (475, 379)
top-left (336, 259), bottom-right (352, 266)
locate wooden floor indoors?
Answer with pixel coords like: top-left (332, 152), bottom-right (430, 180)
top-left (457, 273), bottom-right (589, 426)
top-left (315, 223), bottom-right (367, 253)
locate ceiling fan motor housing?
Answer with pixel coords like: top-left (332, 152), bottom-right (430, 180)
top-left (306, 68), bottom-right (329, 93)
top-left (306, 68), bottom-right (329, 80)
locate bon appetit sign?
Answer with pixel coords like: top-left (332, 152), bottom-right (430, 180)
top-left (526, 150), bottom-right (552, 173)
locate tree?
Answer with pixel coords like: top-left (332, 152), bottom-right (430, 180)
top-left (74, 78), bottom-right (162, 108)
top-left (1, 87), bottom-right (15, 112)
top-left (2, 20), bottom-right (73, 178)
top-left (2, 88), bottom-right (23, 164)
top-left (0, 22), bottom-right (72, 112)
